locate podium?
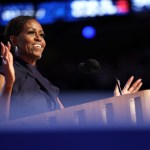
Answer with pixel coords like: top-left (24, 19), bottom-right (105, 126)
top-left (0, 90), bottom-right (150, 130)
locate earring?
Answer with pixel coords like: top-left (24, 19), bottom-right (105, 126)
top-left (14, 46), bottom-right (18, 56)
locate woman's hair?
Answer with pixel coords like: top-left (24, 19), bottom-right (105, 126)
top-left (4, 15), bottom-right (36, 41)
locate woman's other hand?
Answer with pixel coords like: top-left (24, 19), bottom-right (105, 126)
top-left (114, 76), bottom-right (143, 96)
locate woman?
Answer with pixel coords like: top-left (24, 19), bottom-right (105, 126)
top-left (0, 15), bottom-right (142, 122)
top-left (0, 16), bottom-right (64, 122)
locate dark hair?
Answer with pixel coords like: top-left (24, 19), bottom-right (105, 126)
top-left (4, 15), bottom-right (36, 41)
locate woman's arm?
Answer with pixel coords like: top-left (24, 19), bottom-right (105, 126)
top-left (0, 74), bottom-right (14, 122)
top-left (0, 42), bottom-right (15, 122)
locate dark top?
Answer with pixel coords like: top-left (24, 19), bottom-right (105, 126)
top-left (0, 57), bottom-right (60, 120)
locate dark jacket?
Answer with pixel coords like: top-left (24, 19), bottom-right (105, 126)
top-left (0, 57), bottom-right (60, 120)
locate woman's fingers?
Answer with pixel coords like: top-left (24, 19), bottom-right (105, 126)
top-left (114, 83), bottom-right (120, 96)
top-left (0, 42), bottom-right (5, 56)
top-left (114, 76), bottom-right (143, 96)
top-left (1, 42), bottom-right (7, 65)
top-left (121, 76), bottom-right (134, 94)
top-left (1, 42), bottom-right (12, 65)
top-left (123, 76), bottom-right (134, 90)
top-left (129, 79), bottom-right (143, 93)
top-left (1, 42), bottom-right (15, 85)
top-left (122, 76), bottom-right (142, 94)
top-left (7, 41), bottom-right (11, 51)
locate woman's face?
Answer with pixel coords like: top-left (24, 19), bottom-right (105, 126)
top-left (16, 19), bottom-right (46, 62)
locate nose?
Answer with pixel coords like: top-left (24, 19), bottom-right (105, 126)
top-left (34, 33), bottom-right (42, 41)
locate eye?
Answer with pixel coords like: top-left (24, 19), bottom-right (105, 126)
top-left (40, 33), bottom-right (45, 38)
top-left (28, 31), bottom-right (35, 35)
top-left (27, 30), bottom-right (45, 38)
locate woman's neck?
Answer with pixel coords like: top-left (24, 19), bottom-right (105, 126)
top-left (17, 55), bottom-right (36, 66)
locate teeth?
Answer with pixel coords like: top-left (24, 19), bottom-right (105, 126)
top-left (34, 44), bottom-right (41, 48)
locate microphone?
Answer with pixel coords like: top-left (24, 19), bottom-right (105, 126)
top-left (78, 59), bottom-right (100, 73)
top-left (78, 59), bottom-right (122, 95)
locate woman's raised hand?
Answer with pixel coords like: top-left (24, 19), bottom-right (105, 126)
top-left (114, 76), bottom-right (143, 96)
top-left (1, 42), bottom-right (15, 87)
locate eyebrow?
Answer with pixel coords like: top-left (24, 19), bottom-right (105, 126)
top-left (26, 27), bottom-right (44, 32)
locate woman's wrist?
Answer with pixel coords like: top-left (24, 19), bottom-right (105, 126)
top-left (4, 82), bottom-right (14, 90)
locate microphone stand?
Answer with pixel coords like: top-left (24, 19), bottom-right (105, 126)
top-left (78, 59), bottom-right (123, 96)
top-left (115, 77), bottom-right (122, 95)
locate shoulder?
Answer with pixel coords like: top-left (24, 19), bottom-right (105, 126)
top-left (13, 61), bottom-right (28, 77)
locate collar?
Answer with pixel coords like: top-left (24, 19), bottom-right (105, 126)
top-left (14, 56), bottom-right (38, 76)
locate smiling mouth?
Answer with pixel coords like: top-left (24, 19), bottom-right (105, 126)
top-left (34, 44), bottom-right (42, 48)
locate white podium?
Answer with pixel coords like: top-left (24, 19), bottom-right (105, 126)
top-left (0, 90), bottom-right (150, 130)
